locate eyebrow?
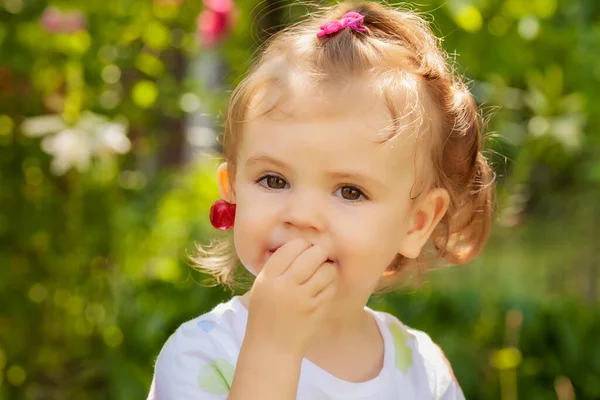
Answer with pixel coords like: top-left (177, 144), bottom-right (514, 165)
top-left (245, 155), bottom-right (288, 169)
top-left (245, 154), bottom-right (386, 191)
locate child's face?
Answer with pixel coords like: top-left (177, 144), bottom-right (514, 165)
top-left (229, 89), bottom-right (425, 297)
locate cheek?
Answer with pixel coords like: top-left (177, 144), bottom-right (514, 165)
top-left (235, 186), bottom-right (282, 230)
top-left (335, 204), bottom-right (407, 246)
top-left (333, 205), bottom-right (408, 276)
top-left (232, 187), bottom-right (278, 275)
top-left (232, 229), bottom-right (259, 276)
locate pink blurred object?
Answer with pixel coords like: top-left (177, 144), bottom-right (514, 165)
top-left (41, 7), bottom-right (87, 34)
top-left (204, 0), bottom-right (233, 14)
top-left (196, 0), bottom-right (236, 47)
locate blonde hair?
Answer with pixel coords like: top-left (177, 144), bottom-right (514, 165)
top-left (191, 1), bottom-right (495, 292)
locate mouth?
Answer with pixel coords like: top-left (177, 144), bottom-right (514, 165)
top-left (267, 249), bottom-right (334, 263)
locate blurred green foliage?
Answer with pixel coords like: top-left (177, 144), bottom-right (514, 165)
top-left (0, 0), bottom-right (599, 399)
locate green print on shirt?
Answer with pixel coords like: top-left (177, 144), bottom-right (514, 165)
top-left (389, 321), bottom-right (413, 373)
top-left (197, 358), bottom-right (235, 394)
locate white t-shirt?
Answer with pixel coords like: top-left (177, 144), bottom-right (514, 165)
top-left (147, 296), bottom-right (465, 400)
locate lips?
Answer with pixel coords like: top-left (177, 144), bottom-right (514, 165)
top-left (267, 247), bottom-right (334, 263)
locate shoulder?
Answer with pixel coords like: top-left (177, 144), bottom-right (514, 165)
top-left (158, 297), bottom-right (243, 361)
top-left (150, 297), bottom-right (246, 399)
top-left (374, 310), bottom-right (465, 400)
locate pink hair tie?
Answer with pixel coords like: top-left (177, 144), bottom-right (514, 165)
top-left (317, 11), bottom-right (366, 38)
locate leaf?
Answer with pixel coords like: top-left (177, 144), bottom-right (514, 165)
top-left (389, 321), bottom-right (413, 373)
top-left (197, 358), bottom-right (235, 394)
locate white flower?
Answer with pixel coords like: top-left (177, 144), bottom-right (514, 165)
top-left (96, 122), bottom-right (131, 154)
top-left (42, 128), bottom-right (92, 175)
top-left (22, 111), bottom-right (131, 175)
top-left (21, 114), bottom-right (67, 137)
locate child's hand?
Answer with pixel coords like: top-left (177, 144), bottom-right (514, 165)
top-left (245, 238), bottom-right (337, 357)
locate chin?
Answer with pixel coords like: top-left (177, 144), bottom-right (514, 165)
top-left (240, 260), bottom-right (260, 277)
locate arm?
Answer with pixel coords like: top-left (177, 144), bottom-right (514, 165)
top-left (227, 239), bottom-right (337, 400)
top-left (150, 326), bottom-right (304, 400)
top-left (227, 336), bottom-right (303, 400)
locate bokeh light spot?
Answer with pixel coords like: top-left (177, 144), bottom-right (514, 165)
top-left (5, 0), bottom-right (23, 14)
top-left (488, 16), bottom-right (509, 37)
top-left (518, 16), bottom-right (540, 40)
top-left (85, 303), bottom-right (106, 324)
top-left (490, 347), bottom-right (522, 370)
top-left (180, 93), bottom-right (201, 113)
top-left (103, 326), bottom-right (124, 347)
top-left (102, 65), bottom-right (121, 84)
top-left (143, 20), bottom-right (171, 50)
top-left (455, 5), bottom-right (483, 33)
top-left (132, 80), bottom-right (158, 109)
top-left (28, 283), bottom-right (48, 303)
top-left (0, 347), bottom-right (6, 369)
top-left (98, 45), bottom-right (118, 63)
top-left (118, 170), bottom-right (147, 190)
top-left (100, 90), bottom-right (121, 109)
top-left (0, 115), bottom-right (14, 136)
top-left (135, 53), bottom-right (165, 77)
top-left (6, 365), bottom-right (26, 386)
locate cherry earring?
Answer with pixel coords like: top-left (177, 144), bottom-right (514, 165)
top-left (209, 199), bottom-right (236, 230)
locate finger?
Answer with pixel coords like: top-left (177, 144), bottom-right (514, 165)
top-left (261, 238), bottom-right (311, 278)
top-left (284, 245), bottom-right (329, 284)
top-left (302, 262), bottom-right (337, 297)
top-left (313, 277), bottom-right (336, 301)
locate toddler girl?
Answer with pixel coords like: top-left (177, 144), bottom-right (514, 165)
top-left (148, 1), bottom-right (494, 399)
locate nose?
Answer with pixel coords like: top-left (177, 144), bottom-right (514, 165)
top-left (281, 188), bottom-right (326, 232)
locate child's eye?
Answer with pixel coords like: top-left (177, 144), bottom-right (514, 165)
top-left (257, 174), bottom-right (289, 190)
top-left (336, 186), bottom-right (366, 201)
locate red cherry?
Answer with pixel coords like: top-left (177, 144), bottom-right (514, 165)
top-left (209, 199), bottom-right (236, 230)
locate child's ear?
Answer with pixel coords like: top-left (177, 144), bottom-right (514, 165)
top-left (217, 162), bottom-right (236, 203)
top-left (398, 188), bottom-right (450, 259)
